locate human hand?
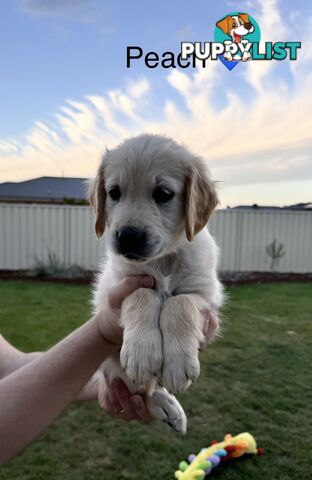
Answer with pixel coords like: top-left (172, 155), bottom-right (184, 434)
top-left (199, 307), bottom-right (219, 350)
top-left (98, 372), bottom-right (154, 422)
top-left (95, 275), bottom-right (155, 346)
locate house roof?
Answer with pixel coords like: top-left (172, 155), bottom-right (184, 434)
top-left (232, 205), bottom-right (282, 210)
top-left (287, 202), bottom-right (312, 210)
top-left (232, 203), bottom-right (312, 211)
top-left (0, 177), bottom-right (88, 202)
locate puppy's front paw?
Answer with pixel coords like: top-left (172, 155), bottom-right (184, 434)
top-left (224, 52), bottom-right (233, 61)
top-left (119, 288), bottom-right (162, 389)
top-left (120, 326), bottom-right (163, 388)
top-left (162, 339), bottom-right (200, 394)
top-left (160, 294), bottom-right (203, 394)
top-left (242, 51), bottom-right (251, 62)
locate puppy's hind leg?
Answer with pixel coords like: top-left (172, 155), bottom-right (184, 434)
top-left (146, 387), bottom-right (187, 434)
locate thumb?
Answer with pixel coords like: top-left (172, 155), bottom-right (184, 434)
top-left (108, 275), bottom-right (155, 308)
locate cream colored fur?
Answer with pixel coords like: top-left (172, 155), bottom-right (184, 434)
top-left (89, 134), bottom-right (224, 433)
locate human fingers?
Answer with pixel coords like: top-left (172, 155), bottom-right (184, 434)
top-left (130, 395), bottom-right (154, 422)
top-left (206, 309), bottom-right (219, 338)
top-left (103, 373), bottom-right (121, 414)
top-left (108, 276), bottom-right (154, 309)
top-left (112, 378), bottom-right (137, 420)
top-left (200, 307), bottom-right (219, 350)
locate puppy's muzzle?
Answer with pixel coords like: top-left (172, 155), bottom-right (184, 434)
top-left (115, 226), bottom-right (148, 260)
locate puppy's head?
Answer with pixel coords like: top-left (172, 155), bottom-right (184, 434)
top-left (216, 14), bottom-right (254, 41)
top-left (89, 134), bottom-right (218, 262)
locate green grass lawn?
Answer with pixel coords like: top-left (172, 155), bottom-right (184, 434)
top-left (0, 280), bottom-right (311, 480)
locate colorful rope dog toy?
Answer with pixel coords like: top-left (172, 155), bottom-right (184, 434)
top-left (174, 432), bottom-right (264, 479)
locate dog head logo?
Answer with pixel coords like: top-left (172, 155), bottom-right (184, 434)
top-left (214, 12), bottom-right (260, 70)
top-left (216, 13), bottom-right (254, 43)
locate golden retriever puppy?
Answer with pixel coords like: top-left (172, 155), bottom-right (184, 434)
top-left (89, 134), bottom-right (223, 433)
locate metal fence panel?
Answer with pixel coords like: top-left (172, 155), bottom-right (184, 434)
top-left (0, 204), bottom-right (311, 273)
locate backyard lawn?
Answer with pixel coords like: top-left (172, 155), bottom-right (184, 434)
top-left (0, 280), bottom-right (311, 480)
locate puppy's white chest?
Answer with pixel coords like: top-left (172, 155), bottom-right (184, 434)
top-left (155, 274), bottom-right (172, 301)
top-left (110, 252), bottom-right (179, 299)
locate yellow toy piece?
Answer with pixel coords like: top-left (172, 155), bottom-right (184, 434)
top-left (174, 432), bottom-right (263, 480)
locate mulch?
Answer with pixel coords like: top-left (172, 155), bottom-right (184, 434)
top-left (0, 270), bottom-right (311, 286)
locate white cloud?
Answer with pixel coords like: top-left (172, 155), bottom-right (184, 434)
top-left (1, 62), bottom-right (311, 205)
top-left (242, 0), bottom-right (287, 92)
top-left (23, 0), bottom-right (89, 14)
top-left (1, 2), bottom-right (311, 206)
top-left (0, 140), bottom-right (19, 154)
top-left (23, 0), bottom-right (103, 17)
top-left (128, 78), bottom-right (150, 99)
top-left (176, 25), bottom-right (193, 41)
top-left (22, 0), bottom-right (115, 33)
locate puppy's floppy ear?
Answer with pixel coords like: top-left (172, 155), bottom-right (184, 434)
top-left (216, 16), bottom-right (232, 35)
top-left (238, 13), bottom-right (250, 24)
top-left (184, 163), bottom-right (219, 241)
top-left (88, 163), bottom-right (106, 238)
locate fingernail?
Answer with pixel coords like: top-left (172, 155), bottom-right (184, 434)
top-left (131, 395), bottom-right (141, 405)
top-left (130, 396), bottom-right (144, 416)
top-left (141, 276), bottom-right (154, 288)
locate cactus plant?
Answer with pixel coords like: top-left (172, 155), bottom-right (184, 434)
top-left (265, 238), bottom-right (285, 270)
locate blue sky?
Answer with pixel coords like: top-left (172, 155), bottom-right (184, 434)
top-left (0, 0), bottom-right (311, 206)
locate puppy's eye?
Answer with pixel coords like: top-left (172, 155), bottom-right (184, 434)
top-left (108, 186), bottom-right (121, 201)
top-left (153, 187), bottom-right (174, 204)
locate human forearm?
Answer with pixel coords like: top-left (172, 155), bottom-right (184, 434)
top-left (0, 316), bottom-right (115, 464)
top-left (0, 336), bottom-right (98, 401)
top-left (0, 275), bottom-right (154, 463)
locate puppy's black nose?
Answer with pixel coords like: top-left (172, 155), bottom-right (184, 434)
top-left (116, 226), bottom-right (147, 258)
top-left (245, 22), bottom-right (253, 30)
